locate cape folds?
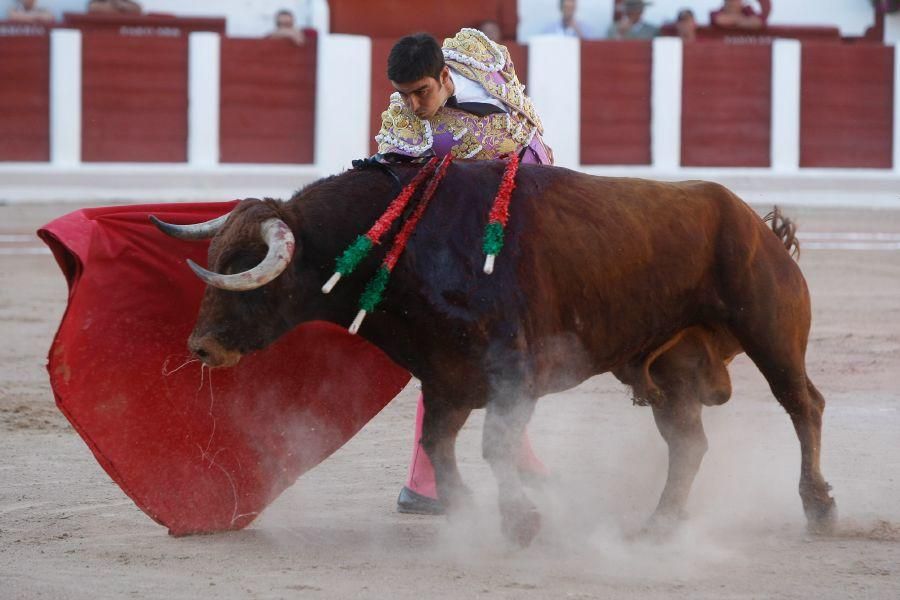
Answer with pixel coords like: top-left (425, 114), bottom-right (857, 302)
top-left (38, 203), bottom-right (410, 535)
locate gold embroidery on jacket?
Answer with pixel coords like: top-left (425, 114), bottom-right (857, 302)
top-left (375, 29), bottom-right (545, 157)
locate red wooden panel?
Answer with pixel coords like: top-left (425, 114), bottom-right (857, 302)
top-left (330, 0), bottom-right (506, 40)
top-left (505, 41), bottom-right (528, 86)
top-left (800, 43), bottom-right (894, 169)
top-left (0, 36), bottom-right (49, 161)
top-left (62, 12), bottom-right (226, 35)
top-left (681, 43), bottom-right (771, 167)
top-left (82, 33), bottom-right (187, 162)
top-left (370, 37), bottom-right (396, 155)
top-left (580, 41), bottom-right (652, 165)
top-left (0, 21), bottom-right (53, 37)
top-left (695, 25), bottom-right (841, 43)
top-left (498, 0), bottom-right (518, 40)
top-left (219, 37), bottom-right (316, 164)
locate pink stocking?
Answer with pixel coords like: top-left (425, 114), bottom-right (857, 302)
top-left (405, 393), bottom-right (547, 499)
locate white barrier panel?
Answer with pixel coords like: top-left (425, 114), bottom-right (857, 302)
top-left (315, 34), bottom-right (371, 176)
top-left (771, 39), bottom-right (801, 173)
top-left (651, 36), bottom-right (682, 171)
top-left (894, 44), bottom-right (900, 173)
top-left (188, 32), bottom-right (221, 167)
top-left (50, 29), bottom-right (81, 166)
top-left (886, 12), bottom-right (900, 44)
top-left (527, 35), bottom-right (580, 168)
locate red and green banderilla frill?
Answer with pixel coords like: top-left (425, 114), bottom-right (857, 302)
top-left (320, 156), bottom-right (440, 294)
top-left (482, 153), bottom-right (520, 274)
top-left (347, 155), bottom-right (454, 333)
top-left (322, 153), bottom-right (520, 334)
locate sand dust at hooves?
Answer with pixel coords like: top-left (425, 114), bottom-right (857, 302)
top-left (1, 203), bottom-right (899, 599)
top-left (829, 519), bottom-right (900, 542)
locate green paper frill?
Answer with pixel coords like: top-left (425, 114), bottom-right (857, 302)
top-left (482, 221), bottom-right (505, 256)
top-left (359, 267), bottom-right (391, 313)
top-left (335, 236), bottom-right (373, 275)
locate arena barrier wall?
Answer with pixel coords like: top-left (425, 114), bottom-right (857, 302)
top-left (800, 43), bottom-right (895, 169)
top-left (328, 0), bottom-right (517, 41)
top-left (81, 33), bottom-right (189, 162)
top-left (681, 43), bottom-right (772, 168)
top-left (0, 35), bottom-right (50, 162)
top-left (1, 32), bottom-right (899, 204)
top-left (579, 40), bottom-right (652, 166)
top-left (219, 36), bottom-right (316, 164)
top-left (369, 37), bottom-right (395, 156)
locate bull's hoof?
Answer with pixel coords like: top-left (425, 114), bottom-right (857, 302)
top-left (442, 484), bottom-right (475, 515)
top-left (805, 498), bottom-right (838, 535)
top-left (501, 506), bottom-right (542, 548)
top-left (640, 509), bottom-right (688, 539)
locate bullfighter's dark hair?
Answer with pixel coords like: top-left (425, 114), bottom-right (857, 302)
top-left (387, 33), bottom-right (445, 83)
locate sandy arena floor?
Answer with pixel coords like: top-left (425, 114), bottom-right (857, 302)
top-left (1, 201), bottom-right (899, 599)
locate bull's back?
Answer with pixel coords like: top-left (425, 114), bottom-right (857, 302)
top-left (404, 163), bottom-right (771, 388)
top-left (510, 167), bottom-right (749, 376)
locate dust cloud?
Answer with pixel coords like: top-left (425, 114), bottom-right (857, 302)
top-left (3, 202), bottom-right (900, 598)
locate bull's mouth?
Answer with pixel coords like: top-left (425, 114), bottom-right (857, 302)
top-left (189, 335), bottom-right (243, 368)
top-left (196, 350), bottom-right (242, 369)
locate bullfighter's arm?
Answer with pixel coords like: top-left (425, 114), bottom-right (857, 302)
top-left (375, 93), bottom-right (435, 158)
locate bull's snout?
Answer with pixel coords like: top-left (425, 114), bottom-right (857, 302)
top-left (188, 334), bottom-right (242, 368)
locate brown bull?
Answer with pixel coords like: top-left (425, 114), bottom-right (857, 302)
top-left (153, 161), bottom-right (836, 546)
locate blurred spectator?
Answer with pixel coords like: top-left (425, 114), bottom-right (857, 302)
top-left (87, 0), bottom-right (142, 14)
top-left (608, 0), bottom-right (658, 40)
top-left (477, 19), bottom-right (503, 42)
top-left (545, 0), bottom-right (585, 38)
top-left (710, 0), bottom-right (770, 30)
top-left (7, 0), bottom-right (54, 23)
top-left (267, 9), bottom-right (306, 45)
top-left (675, 8), bottom-right (697, 42)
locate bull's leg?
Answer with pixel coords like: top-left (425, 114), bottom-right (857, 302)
top-left (765, 372), bottom-right (836, 532)
top-left (732, 346), bottom-right (835, 531)
top-left (729, 309), bottom-right (836, 531)
top-left (721, 239), bottom-right (836, 533)
top-left (800, 377), bottom-right (836, 530)
top-left (418, 395), bottom-right (472, 512)
top-left (649, 393), bottom-right (708, 526)
top-left (482, 397), bottom-right (541, 547)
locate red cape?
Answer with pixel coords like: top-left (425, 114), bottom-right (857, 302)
top-left (38, 203), bottom-right (410, 536)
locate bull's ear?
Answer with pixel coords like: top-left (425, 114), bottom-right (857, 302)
top-left (150, 212), bottom-right (232, 241)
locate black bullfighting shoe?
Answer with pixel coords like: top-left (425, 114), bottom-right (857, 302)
top-left (396, 486), bottom-right (445, 515)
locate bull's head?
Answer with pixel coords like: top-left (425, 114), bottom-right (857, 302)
top-left (151, 199), bottom-right (297, 368)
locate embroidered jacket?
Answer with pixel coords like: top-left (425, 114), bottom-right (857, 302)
top-left (375, 28), bottom-right (550, 163)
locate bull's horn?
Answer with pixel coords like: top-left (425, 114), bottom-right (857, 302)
top-left (150, 213), bottom-right (231, 240)
top-left (187, 218), bottom-right (295, 291)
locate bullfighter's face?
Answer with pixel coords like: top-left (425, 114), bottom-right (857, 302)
top-left (391, 65), bottom-right (453, 120)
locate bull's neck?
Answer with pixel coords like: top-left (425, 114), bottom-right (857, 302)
top-left (290, 166), bottom-right (423, 364)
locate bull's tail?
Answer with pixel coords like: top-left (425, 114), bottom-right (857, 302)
top-left (763, 206), bottom-right (800, 260)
